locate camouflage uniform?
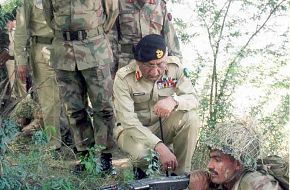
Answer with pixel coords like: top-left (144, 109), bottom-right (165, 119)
top-left (14, 0), bottom-right (63, 149)
top-left (110, 0), bottom-right (182, 74)
top-left (113, 56), bottom-right (200, 175)
top-left (226, 171), bottom-right (282, 190)
top-left (42, 0), bottom-right (119, 151)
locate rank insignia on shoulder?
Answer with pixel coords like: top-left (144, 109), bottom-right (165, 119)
top-left (135, 70), bottom-right (142, 81)
top-left (157, 77), bottom-right (177, 89)
top-left (183, 68), bottom-right (190, 78)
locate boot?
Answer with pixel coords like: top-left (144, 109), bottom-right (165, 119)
top-left (133, 167), bottom-right (147, 180)
top-left (100, 153), bottom-right (116, 175)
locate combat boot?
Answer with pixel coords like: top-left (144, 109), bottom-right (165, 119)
top-left (133, 167), bottom-right (147, 180)
top-left (100, 153), bottom-right (116, 175)
top-left (133, 156), bottom-right (159, 179)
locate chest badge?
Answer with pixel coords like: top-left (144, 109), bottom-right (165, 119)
top-left (157, 77), bottom-right (177, 89)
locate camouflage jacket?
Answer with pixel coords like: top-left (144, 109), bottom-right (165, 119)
top-left (14, 0), bottom-right (54, 66)
top-left (42, 0), bottom-right (119, 71)
top-left (212, 171), bottom-right (282, 190)
top-left (114, 0), bottom-right (181, 60)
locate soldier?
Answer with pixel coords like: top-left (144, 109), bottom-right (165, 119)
top-left (42, 0), bottom-right (118, 170)
top-left (110, 0), bottom-right (182, 77)
top-left (14, 0), bottom-right (64, 149)
top-left (0, 8), bottom-right (26, 112)
top-left (188, 121), bottom-right (282, 190)
top-left (5, 12), bottom-right (27, 98)
top-left (113, 34), bottom-right (200, 179)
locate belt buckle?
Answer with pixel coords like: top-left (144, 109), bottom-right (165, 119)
top-left (63, 31), bottom-right (71, 41)
top-left (77, 30), bottom-right (87, 40)
top-left (62, 30), bottom-right (87, 41)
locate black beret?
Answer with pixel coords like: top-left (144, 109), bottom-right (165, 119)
top-left (133, 34), bottom-right (166, 62)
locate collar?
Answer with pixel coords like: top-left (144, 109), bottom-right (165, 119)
top-left (135, 64), bottom-right (143, 81)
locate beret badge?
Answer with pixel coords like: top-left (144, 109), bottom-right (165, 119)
top-left (156, 49), bottom-right (164, 59)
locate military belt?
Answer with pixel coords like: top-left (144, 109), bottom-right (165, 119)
top-left (55, 26), bottom-right (104, 41)
top-left (33, 36), bottom-right (53, 44)
top-left (121, 44), bottom-right (135, 54)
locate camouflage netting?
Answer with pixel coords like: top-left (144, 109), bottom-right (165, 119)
top-left (204, 121), bottom-right (260, 171)
top-left (9, 94), bottom-right (39, 120)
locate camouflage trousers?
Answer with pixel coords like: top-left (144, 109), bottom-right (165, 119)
top-left (116, 53), bottom-right (133, 70)
top-left (107, 29), bottom-right (119, 79)
top-left (111, 51), bottom-right (134, 78)
top-left (31, 43), bottom-right (65, 149)
top-left (55, 64), bottom-right (114, 152)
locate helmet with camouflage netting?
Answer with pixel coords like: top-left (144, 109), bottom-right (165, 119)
top-left (204, 121), bottom-right (260, 171)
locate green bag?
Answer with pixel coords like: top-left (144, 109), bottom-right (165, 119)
top-left (257, 155), bottom-right (289, 190)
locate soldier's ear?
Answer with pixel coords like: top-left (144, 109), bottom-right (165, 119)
top-left (234, 160), bottom-right (243, 171)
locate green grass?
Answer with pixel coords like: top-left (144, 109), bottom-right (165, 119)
top-left (0, 126), bottom-right (134, 190)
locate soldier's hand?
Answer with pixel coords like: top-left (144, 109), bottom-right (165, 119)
top-left (17, 65), bottom-right (28, 82)
top-left (153, 96), bottom-right (177, 117)
top-left (188, 170), bottom-right (210, 190)
top-left (0, 50), bottom-right (10, 65)
top-left (154, 142), bottom-right (178, 172)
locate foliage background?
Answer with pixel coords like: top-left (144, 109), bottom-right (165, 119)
top-left (0, 0), bottom-right (289, 188)
top-left (168, 0), bottom-right (289, 168)
top-left (0, 0), bottom-right (20, 29)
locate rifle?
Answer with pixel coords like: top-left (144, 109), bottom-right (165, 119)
top-left (101, 175), bottom-right (189, 190)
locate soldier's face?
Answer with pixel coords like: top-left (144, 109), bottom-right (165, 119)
top-left (6, 20), bottom-right (16, 32)
top-left (138, 56), bottom-right (167, 82)
top-left (207, 150), bottom-right (242, 185)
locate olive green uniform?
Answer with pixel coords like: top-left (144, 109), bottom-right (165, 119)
top-left (14, 0), bottom-right (62, 149)
top-left (113, 56), bottom-right (200, 174)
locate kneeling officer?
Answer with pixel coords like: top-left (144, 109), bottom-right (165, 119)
top-left (113, 34), bottom-right (200, 179)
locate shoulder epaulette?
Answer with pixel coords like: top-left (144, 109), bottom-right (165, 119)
top-left (117, 64), bottom-right (135, 79)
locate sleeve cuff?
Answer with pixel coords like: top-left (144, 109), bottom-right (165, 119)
top-left (148, 135), bottom-right (162, 150)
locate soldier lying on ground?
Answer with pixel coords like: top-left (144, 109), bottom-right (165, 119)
top-left (188, 121), bottom-right (283, 190)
